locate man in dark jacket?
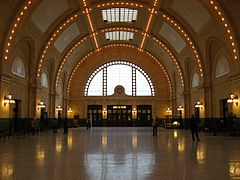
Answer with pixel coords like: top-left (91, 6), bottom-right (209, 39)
top-left (63, 117), bottom-right (68, 134)
top-left (190, 114), bottom-right (200, 141)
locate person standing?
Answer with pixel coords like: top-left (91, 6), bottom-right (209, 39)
top-left (86, 114), bottom-right (92, 130)
top-left (190, 114), bottom-right (200, 141)
top-left (86, 118), bottom-right (91, 130)
top-left (152, 118), bottom-right (158, 136)
top-left (63, 117), bottom-right (68, 134)
top-left (52, 118), bottom-right (58, 133)
top-left (31, 117), bottom-right (37, 136)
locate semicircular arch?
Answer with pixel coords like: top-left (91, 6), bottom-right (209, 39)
top-left (67, 46), bottom-right (172, 98)
top-left (85, 60), bottom-right (155, 96)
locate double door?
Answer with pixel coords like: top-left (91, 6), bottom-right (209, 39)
top-left (87, 105), bottom-right (102, 122)
top-left (107, 105), bottom-right (132, 122)
top-left (137, 105), bottom-right (152, 121)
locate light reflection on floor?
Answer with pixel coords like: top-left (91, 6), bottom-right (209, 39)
top-left (0, 127), bottom-right (240, 179)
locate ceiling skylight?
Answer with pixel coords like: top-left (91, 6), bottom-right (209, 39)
top-left (105, 31), bottom-right (134, 40)
top-left (102, 8), bottom-right (138, 22)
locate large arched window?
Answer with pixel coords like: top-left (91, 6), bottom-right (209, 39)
top-left (85, 61), bottom-right (155, 96)
top-left (11, 57), bottom-right (25, 78)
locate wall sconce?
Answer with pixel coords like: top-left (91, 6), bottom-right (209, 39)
top-left (166, 107), bottom-right (172, 113)
top-left (132, 108), bottom-right (137, 114)
top-left (195, 101), bottom-right (203, 108)
top-left (177, 106), bottom-right (184, 111)
top-left (67, 108), bottom-right (73, 113)
top-left (132, 108), bottom-right (137, 119)
top-left (227, 94), bottom-right (238, 106)
top-left (102, 108), bottom-right (107, 119)
top-left (56, 106), bottom-right (62, 111)
top-left (3, 94), bottom-right (15, 106)
top-left (102, 108), bottom-right (107, 114)
top-left (37, 100), bottom-right (46, 109)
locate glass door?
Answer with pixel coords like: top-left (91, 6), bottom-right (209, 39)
top-left (107, 105), bottom-right (132, 122)
top-left (137, 105), bottom-right (152, 121)
top-left (88, 105), bottom-right (102, 123)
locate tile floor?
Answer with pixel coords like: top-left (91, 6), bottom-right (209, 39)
top-left (0, 127), bottom-right (240, 180)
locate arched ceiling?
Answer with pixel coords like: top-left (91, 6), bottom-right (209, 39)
top-left (1, 0), bottom-right (239, 93)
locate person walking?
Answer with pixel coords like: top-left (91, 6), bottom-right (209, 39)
top-left (190, 114), bottom-right (200, 141)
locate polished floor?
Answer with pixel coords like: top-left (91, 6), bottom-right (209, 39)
top-left (0, 127), bottom-right (240, 180)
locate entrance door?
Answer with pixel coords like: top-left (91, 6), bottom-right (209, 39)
top-left (137, 105), bottom-right (152, 121)
top-left (107, 105), bottom-right (132, 122)
top-left (88, 105), bottom-right (102, 124)
top-left (194, 107), bottom-right (200, 119)
top-left (40, 107), bottom-right (47, 119)
top-left (220, 99), bottom-right (228, 119)
top-left (12, 99), bottom-right (21, 133)
top-left (39, 107), bottom-right (48, 131)
top-left (220, 99), bottom-right (228, 130)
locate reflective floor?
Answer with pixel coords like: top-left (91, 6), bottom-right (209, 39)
top-left (0, 127), bottom-right (240, 180)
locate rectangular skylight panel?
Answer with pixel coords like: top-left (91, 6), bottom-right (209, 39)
top-left (124, 8), bottom-right (128, 22)
top-left (120, 31), bottom-right (124, 40)
top-left (121, 32), bottom-right (125, 40)
top-left (125, 32), bottom-right (128, 40)
top-left (132, 10), bottom-right (137, 21)
top-left (120, 8), bottom-right (125, 22)
top-left (105, 31), bottom-right (134, 40)
top-left (111, 8), bottom-right (115, 22)
top-left (113, 31), bottom-right (116, 40)
top-left (109, 32), bottom-right (113, 40)
top-left (129, 32), bottom-right (134, 40)
top-left (122, 32), bottom-right (126, 40)
top-left (106, 32), bottom-right (110, 40)
top-left (116, 31), bottom-right (119, 40)
top-left (128, 9), bottom-right (133, 22)
top-left (102, 10), bottom-right (107, 21)
top-left (102, 8), bottom-right (138, 22)
top-left (115, 8), bottom-right (119, 22)
top-left (107, 9), bottom-right (111, 21)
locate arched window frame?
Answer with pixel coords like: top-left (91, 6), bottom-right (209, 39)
top-left (192, 72), bottom-right (200, 88)
top-left (41, 72), bottom-right (48, 88)
top-left (56, 79), bottom-right (62, 94)
top-left (84, 61), bottom-right (155, 96)
top-left (11, 57), bottom-right (25, 78)
top-left (215, 56), bottom-right (230, 78)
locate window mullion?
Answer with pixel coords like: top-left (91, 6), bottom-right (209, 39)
top-left (103, 67), bottom-right (107, 96)
top-left (132, 67), bottom-right (136, 96)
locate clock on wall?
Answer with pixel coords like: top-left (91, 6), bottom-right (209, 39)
top-left (114, 85), bottom-right (125, 95)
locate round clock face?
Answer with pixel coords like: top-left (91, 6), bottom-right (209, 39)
top-left (117, 87), bottom-right (123, 94)
top-left (114, 85), bottom-right (125, 95)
